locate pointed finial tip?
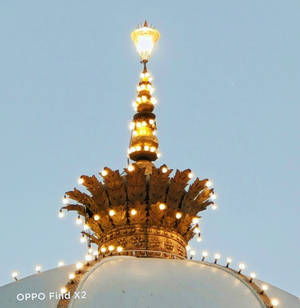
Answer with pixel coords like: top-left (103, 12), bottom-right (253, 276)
top-left (143, 20), bottom-right (148, 27)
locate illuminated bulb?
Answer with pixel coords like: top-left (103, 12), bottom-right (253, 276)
top-left (150, 146), bottom-right (156, 152)
top-left (271, 299), bottom-right (279, 307)
top-left (214, 253), bottom-right (221, 264)
top-left (141, 84), bottom-right (146, 90)
top-left (132, 101), bottom-right (137, 108)
top-left (62, 197), bottom-right (69, 205)
top-left (144, 145), bottom-right (149, 151)
top-left (35, 265), bottom-right (42, 273)
top-left (186, 245), bottom-right (191, 251)
top-left (137, 97), bottom-right (141, 103)
top-left (108, 245), bottom-right (115, 252)
top-left (162, 166), bottom-right (168, 173)
top-left (58, 261), bottom-right (65, 267)
top-left (76, 262), bottom-right (83, 270)
top-left (136, 145), bottom-right (142, 151)
top-left (94, 214), bottom-right (100, 221)
top-left (83, 224), bottom-right (90, 231)
top-left (76, 215), bottom-right (82, 225)
top-left (142, 96), bottom-right (147, 102)
top-left (60, 287), bottom-right (67, 294)
top-left (159, 203), bottom-right (166, 210)
top-left (117, 246), bottom-right (123, 253)
top-left (93, 250), bottom-right (99, 257)
top-left (128, 164), bottom-right (135, 172)
top-left (131, 209), bottom-right (137, 216)
top-left (80, 235), bottom-right (86, 243)
top-left (77, 177), bottom-right (84, 185)
top-left (188, 172), bottom-right (193, 179)
top-left (249, 272), bottom-right (256, 282)
top-left (69, 273), bottom-right (75, 280)
top-left (190, 250), bottom-right (196, 259)
top-left (196, 234), bottom-right (202, 242)
top-left (11, 271), bottom-right (18, 280)
top-left (205, 179), bottom-right (213, 188)
top-left (58, 209), bottom-right (65, 218)
top-left (211, 204), bottom-right (218, 210)
top-left (88, 247), bottom-right (93, 254)
top-left (101, 169), bottom-right (108, 176)
top-left (238, 263), bottom-right (246, 273)
top-left (226, 258), bottom-right (232, 267)
top-left (149, 119), bottom-right (154, 125)
top-left (137, 122), bottom-right (141, 128)
top-left (109, 209), bottom-right (116, 217)
top-left (201, 251), bottom-right (208, 261)
top-left (192, 217), bottom-right (200, 224)
top-left (151, 97), bottom-right (157, 104)
top-left (129, 122), bottom-right (135, 130)
top-left (176, 212), bottom-right (182, 219)
top-left (100, 247), bottom-right (107, 253)
top-left (210, 193), bottom-right (217, 201)
top-left (194, 227), bottom-right (201, 234)
top-left (142, 121), bottom-right (147, 126)
top-left (260, 284), bottom-right (269, 294)
top-left (85, 254), bottom-right (93, 262)
top-left (133, 130), bottom-right (137, 136)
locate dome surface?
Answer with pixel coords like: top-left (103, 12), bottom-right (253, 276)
top-left (0, 256), bottom-right (299, 308)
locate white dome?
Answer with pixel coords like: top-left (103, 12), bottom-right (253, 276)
top-left (0, 256), bottom-right (299, 308)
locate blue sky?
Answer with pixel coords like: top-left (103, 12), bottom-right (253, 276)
top-left (0, 0), bottom-right (299, 296)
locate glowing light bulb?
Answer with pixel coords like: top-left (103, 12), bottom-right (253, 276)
top-left (226, 258), bottom-right (232, 267)
top-left (77, 177), bottom-right (84, 185)
top-left (35, 265), bottom-right (42, 273)
top-left (136, 145), bottom-right (142, 151)
top-left (94, 214), bottom-right (100, 221)
top-left (262, 284), bottom-right (269, 292)
top-left (58, 209), bottom-right (65, 218)
top-left (159, 203), bottom-right (166, 210)
top-left (210, 193), bottom-right (217, 201)
top-left (271, 299), bottom-right (279, 307)
top-left (188, 172), bottom-right (193, 179)
top-left (60, 287), bottom-right (67, 294)
top-left (142, 121), bottom-right (147, 126)
top-left (76, 262), bottom-right (83, 270)
top-left (11, 271), bottom-right (18, 280)
top-left (131, 209), bottom-right (137, 216)
top-left (100, 247), bottom-right (107, 253)
top-left (211, 204), bottom-right (218, 210)
top-left (186, 245), bottom-right (191, 251)
top-left (151, 97), bottom-right (157, 104)
top-left (192, 217), bottom-right (200, 224)
top-left (58, 261), bottom-right (65, 267)
top-left (93, 250), bottom-right (99, 257)
top-left (238, 263), bottom-right (246, 273)
top-left (101, 169), bottom-right (108, 176)
top-left (80, 235), bottom-right (86, 243)
top-left (214, 253), bottom-right (221, 264)
top-left (162, 166), bottom-right (168, 173)
top-left (117, 246), bottom-right (123, 253)
top-left (137, 122), bottom-right (141, 128)
top-left (76, 216), bottom-right (82, 225)
top-left (69, 273), bottom-right (75, 280)
top-left (128, 164), bottom-right (135, 172)
top-left (129, 122), bottom-right (135, 130)
top-left (149, 119), bottom-right (154, 125)
top-left (85, 254), bottom-right (93, 262)
top-left (62, 197), bottom-right (69, 205)
top-left (205, 179), bottom-right (213, 188)
top-left (201, 251), bottom-right (208, 261)
top-left (83, 224), bottom-right (90, 231)
top-left (109, 209), bottom-right (116, 217)
top-left (150, 146), bottom-right (156, 152)
top-left (194, 227), bottom-right (200, 234)
top-left (88, 247), bottom-right (93, 254)
top-left (144, 145), bottom-right (149, 151)
top-left (176, 212), bottom-right (182, 219)
top-left (108, 245), bottom-right (115, 252)
top-left (196, 235), bottom-right (202, 242)
top-left (249, 272), bottom-right (256, 282)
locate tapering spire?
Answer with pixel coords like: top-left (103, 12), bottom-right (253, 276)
top-left (129, 22), bottom-right (161, 162)
top-left (128, 69), bottom-right (159, 161)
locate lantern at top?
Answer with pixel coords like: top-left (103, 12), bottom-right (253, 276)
top-left (131, 21), bottom-right (160, 62)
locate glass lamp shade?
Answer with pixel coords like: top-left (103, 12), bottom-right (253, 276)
top-left (131, 24), bottom-right (160, 61)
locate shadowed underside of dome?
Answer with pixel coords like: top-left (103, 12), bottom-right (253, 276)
top-left (62, 162), bottom-right (214, 258)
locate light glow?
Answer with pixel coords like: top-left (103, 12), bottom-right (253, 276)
top-left (159, 203), bottom-right (166, 210)
top-left (131, 209), bottom-right (137, 216)
top-left (176, 212), bottom-right (182, 219)
top-left (109, 209), bottom-right (116, 217)
top-left (77, 177), bottom-right (84, 185)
